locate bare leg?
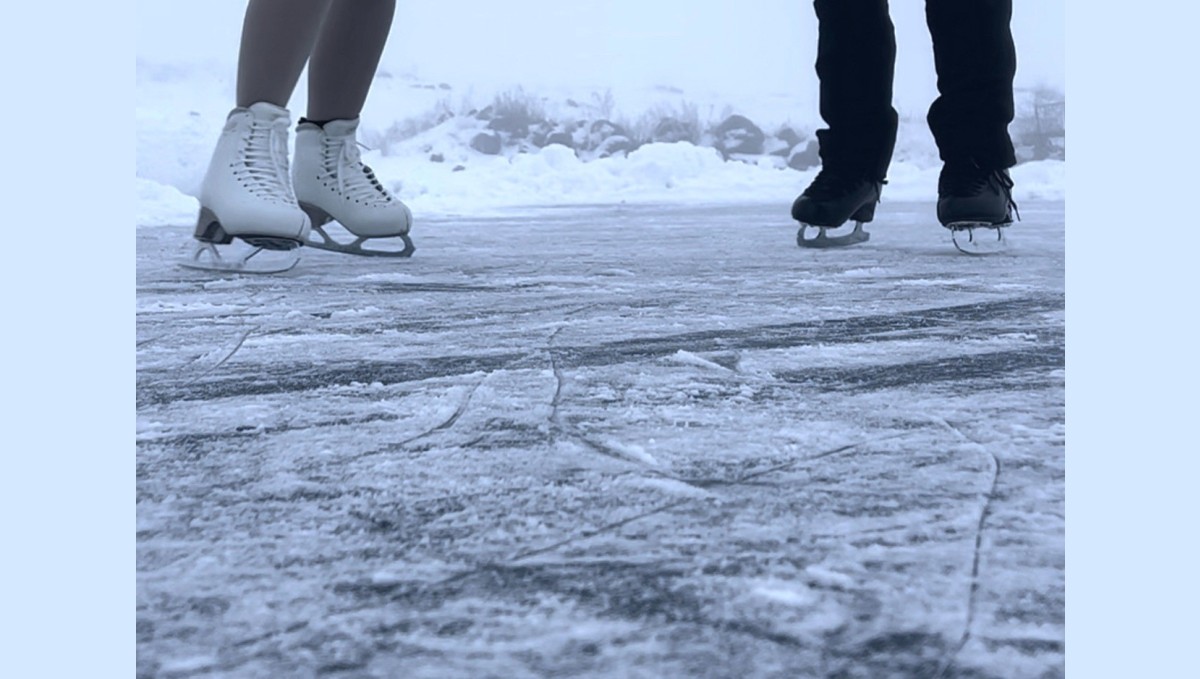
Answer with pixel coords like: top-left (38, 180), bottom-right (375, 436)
top-left (306, 0), bottom-right (396, 121)
top-left (236, 0), bottom-right (335, 109)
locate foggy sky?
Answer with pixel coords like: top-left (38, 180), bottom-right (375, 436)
top-left (138, 0), bottom-right (1064, 115)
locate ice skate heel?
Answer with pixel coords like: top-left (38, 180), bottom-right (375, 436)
top-left (797, 220), bottom-right (871, 249)
top-left (293, 118), bottom-right (416, 258)
top-left (796, 193), bottom-right (877, 249)
top-left (793, 172), bottom-right (881, 249)
top-left (194, 207), bottom-right (302, 251)
top-left (849, 200), bottom-right (876, 223)
top-left (183, 206), bottom-right (303, 274)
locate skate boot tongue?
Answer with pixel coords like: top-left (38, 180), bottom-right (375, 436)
top-left (245, 101), bottom-right (291, 121)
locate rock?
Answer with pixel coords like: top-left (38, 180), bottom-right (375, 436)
top-left (430, 153), bottom-right (445, 163)
top-left (470, 132), bottom-right (502, 155)
top-left (487, 111), bottom-right (539, 138)
top-left (713, 114), bottom-right (766, 156)
top-left (543, 132), bottom-right (576, 149)
top-left (595, 135), bottom-right (637, 158)
top-left (787, 140), bottom-right (821, 171)
top-left (528, 121), bottom-right (553, 147)
top-left (776, 126), bottom-right (804, 149)
top-left (587, 120), bottom-right (629, 150)
top-left (652, 117), bottom-right (696, 144)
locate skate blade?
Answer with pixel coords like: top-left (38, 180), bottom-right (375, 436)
top-left (305, 224), bottom-right (415, 258)
top-left (797, 221), bottom-right (870, 249)
top-left (948, 222), bottom-right (1010, 256)
top-left (179, 240), bottom-right (301, 274)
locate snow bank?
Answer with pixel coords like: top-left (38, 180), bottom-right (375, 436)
top-left (135, 62), bottom-right (1064, 226)
top-left (136, 177), bottom-right (198, 227)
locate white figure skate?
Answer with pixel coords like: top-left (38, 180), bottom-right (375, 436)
top-left (293, 118), bottom-right (415, 257)
top-left (185, 102), bottom-right (311, 274)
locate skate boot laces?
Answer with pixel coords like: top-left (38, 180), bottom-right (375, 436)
top-left (940, 165), bottom-right (1020, 219)
top-left (240, 118), bottom-right (297, 204)
top-left (804, 169), bottom-right (880, 200)
top-left (327, 136), bottom-right (395, 206)
top-left (804, 169), bottom-right (855, 199)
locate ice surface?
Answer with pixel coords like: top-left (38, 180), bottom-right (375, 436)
top-left (138, 199), bottom-right (1064, 678)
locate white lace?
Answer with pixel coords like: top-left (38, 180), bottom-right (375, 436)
top-left (325, 136), bottom-right (393, 205)
top-left (239, 118), bottom-right (296, 204)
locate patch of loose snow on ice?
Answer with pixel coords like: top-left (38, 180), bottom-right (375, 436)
top-left (895, 277), bottom-right (973, 287)
top-left (370, 560), bottom-right (466, 585)
top-left (369, 570), bottom-right (408, 586)
top-left (600, 439), bottom-right (660, 467)
top-left (592, 268), bottom-right (638, 277)
top-left (621, 476), bottom-right (712, 498)
top-left (837, 267), bottom-right (890, 278)
top-left (158, 656), bottom-right (217, 675)
top-left (667, 350), bottom-right (733, 372)
top-left (329, 306), bottom-right (385, 319)
top-left (137, 300), bottom-right (245, 314)
top-left (351, 273), bottom-right (424, 283)
top-left (751, 579), bottom-right (821, 607)
top-left (732, 335), bottom-right (1042, 374)
top-left (803, 565), bottom-right (858, 590)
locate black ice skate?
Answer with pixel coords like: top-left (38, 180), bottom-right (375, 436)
top-left (792, 169), bottom-right (883, 248)
top-left (937, 164), bottom-right (1019, 255)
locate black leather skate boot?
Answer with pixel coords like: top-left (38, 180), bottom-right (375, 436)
top-left (936, 164), bottom-right (1018, 227)
top-left (791, 168), bottom-right (884, 227)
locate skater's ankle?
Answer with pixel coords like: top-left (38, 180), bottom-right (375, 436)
top-left (298, 117), bottom-right (335, 128)
top-left (299, 115), bottom-right (360, 127)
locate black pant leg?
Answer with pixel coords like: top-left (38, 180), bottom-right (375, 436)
top-left (925, 0), bottom-right (1018, 169)
top-left (813, 0), bottom-right (898, 181)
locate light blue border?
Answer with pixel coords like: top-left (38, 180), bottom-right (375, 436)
top-left (1066, 1), bottom-right (1200, 675)
top-left (3, 2), bottom-right (131, 678)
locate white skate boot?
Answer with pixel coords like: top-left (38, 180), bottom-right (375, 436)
top-left (293, 118), bottom-right (415, 257)
top-left (186, 102), bottom-right (310, 274)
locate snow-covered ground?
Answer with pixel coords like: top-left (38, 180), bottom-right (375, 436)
top-left (136, 61), bottom-right (1064, 225)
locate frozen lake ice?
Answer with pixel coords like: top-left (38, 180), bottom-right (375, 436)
top-left (137, 200), bottom-right (1065, 678)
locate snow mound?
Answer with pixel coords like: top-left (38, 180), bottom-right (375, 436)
top-left (137, 178), bottom-right (199, 226)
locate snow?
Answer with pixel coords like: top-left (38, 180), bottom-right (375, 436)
top-left (134, 75), bottom-right (1065, 221)
top-left (135, 112), bottom-right (1063, 223)
top-left (136, 177), bottom-right (199, 227)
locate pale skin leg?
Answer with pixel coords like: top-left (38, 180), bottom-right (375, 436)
top-left (234, 0), bottom-right (396, 121)
top-left (307, 0), bottom-right (397, 121)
